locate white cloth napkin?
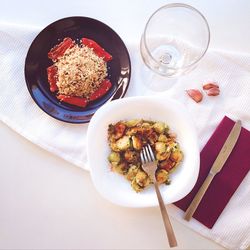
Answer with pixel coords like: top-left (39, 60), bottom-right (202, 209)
top-left (0, 23), bottom-right (249, 249)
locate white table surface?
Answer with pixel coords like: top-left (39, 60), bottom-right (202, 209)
top-left (1, 0), bottom-right (250, 249)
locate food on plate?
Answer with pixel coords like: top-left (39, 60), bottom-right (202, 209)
top-left (186, 89), bottom-right (203, 103)
top-left (47, 37), bottom-right (112, 107)
top-left (82, 38), bottom-right (112, 62)
top-left (47, 65), bottom-right (58, 92)
top-left (107, 119), bottom-right (183, 192)
top-left (56, 95), bottom-right (88, 108)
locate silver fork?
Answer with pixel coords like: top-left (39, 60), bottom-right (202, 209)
top-left (140, 144), bottom-right (177, 248)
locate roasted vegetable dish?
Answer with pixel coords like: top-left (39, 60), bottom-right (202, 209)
top-left (107, 119), bottom-right (183, 192)
top-left (47, 37), bottom-right (112, 108)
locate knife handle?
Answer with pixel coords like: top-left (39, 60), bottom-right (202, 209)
top-left (184, 173), bottom-right (214, 221)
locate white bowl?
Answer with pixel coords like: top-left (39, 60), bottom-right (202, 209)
top-left (87, 96), bottom-right (199, 207)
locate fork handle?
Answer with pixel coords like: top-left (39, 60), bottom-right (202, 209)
top-left (154, 182), bottom-right (177, 248)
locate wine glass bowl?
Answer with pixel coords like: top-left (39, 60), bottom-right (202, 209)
top-left (140, 3), bottom-right (210, 78)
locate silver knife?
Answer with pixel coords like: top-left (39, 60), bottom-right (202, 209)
top-left (184, 120), bottom-right (242, 221)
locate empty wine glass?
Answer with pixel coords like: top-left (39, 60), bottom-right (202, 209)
top-left (140, 3), bottom-right (210, 89)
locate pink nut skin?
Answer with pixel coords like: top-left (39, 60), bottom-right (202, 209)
top-left (203, 82), bottom-right (219, 90)
top-left (206, 87), bottom-right (220, 96)
top-left (186, 89), bottom-right (203, 103)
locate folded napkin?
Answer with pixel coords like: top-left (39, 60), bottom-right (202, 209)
top-left (175, 116), bottom-right (250, 228)
top-left (0, 23), bottom-right (250, 249)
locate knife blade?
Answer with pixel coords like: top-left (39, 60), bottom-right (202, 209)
top-left (184, 120), bottom-right (242, 221)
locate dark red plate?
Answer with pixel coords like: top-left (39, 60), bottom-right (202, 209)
top-left (24, 16), bottom-right (131, 123)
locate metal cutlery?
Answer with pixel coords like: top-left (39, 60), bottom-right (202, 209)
top-left (184, 120), bottom-right (242, 221)
top-left (140, 144), bottom-right (177, 248)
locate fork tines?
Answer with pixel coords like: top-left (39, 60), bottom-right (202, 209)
top-left (140, 144), bottom-right (155, 163)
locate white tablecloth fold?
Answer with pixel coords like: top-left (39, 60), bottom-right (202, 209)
top-left (0, 23), bottom-right (249, 250)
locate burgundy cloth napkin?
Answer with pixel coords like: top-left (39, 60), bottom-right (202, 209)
top-left (174, 116), bottom-right (250, 228)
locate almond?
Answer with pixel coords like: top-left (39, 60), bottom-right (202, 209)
top-left (186, 89), bottom-right (203, 103)
top-left (206, 87), bottom-right (220, 96)
top-left (203, 82), bottom-right (219, 90)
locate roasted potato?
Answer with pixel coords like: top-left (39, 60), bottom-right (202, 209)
top-left (155, 142), bottom-right (168, 153)
top-left (113, 122), bottom-right (126, 139)
top-left (126, 165), bottom-right (139, 181)
top-left (131, 135), bottom-right (143, 150)
top-left (131, 178), bottom-right (143, 192)
top-left (170, 149), bottom-right (183, 162)
top-left (159, 159), bottom-right (176, 172)
top-left (156, 151), bottom-right (170, 161)
top-left (109, 141), bottom-right (120, 152)
top-left (158, 134), bottom-right (168, 142)
top-left (156, 169), bottom-right (169, 184)
top-left (116, 136), bottom-right (131, 151)
top-left (135, 170), bottom-right (150, 188)
top-left (124, 150), bottom-right (139, 163)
